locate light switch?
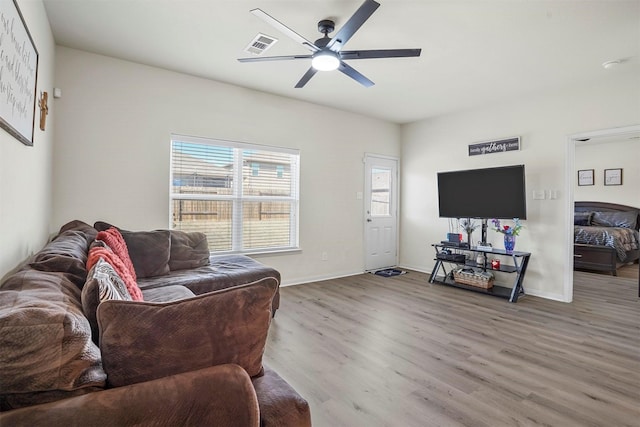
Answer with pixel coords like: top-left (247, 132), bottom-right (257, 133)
top-left (532, 190), bottom-right (545, 200)
top-left (356, 192), bottom-right (363, 200)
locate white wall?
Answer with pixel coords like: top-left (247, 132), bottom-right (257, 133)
top-left (0, 0), bottom-right (55, 278)
top-left (575, 139), bottom-right (640, 206)
top-left (400, 71), bottom-right (640, 301)
top-left (52, 47), bottom-right (400, 285)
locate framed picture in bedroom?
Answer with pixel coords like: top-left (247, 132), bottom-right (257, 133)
top-left (578, 169), bottom-right (594, 186)
top-left (604, 168), bottom-right (622, 186)
top-left (577, 169), bottom-right (594, 186)
top-left (0, 0), bottom-right (39, 146)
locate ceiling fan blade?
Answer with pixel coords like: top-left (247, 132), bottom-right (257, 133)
top-left (250, 9), bottom-right (320, 52)
top-left (338, 62), bottom-right (374, 87)
top-left (295, 67), bottom-right (318, 88)
top-left (327, 0), bottom-right (380, 52)
top-left (238, 54), bottom-right (313, 63)
top-left (340, 48), bottom-right (422, 60)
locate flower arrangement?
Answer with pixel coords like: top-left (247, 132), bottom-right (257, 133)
top-left (490, 218), bottom-right (523, 236)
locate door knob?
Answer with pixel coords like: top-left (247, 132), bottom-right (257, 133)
top-left (367, 218), bottom-right (372, 222)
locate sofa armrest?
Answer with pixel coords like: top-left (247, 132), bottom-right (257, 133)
top-left (0, 364), bottom-right (259, 427)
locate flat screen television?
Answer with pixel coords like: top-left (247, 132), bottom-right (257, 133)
top-left (437, 165), bottom-right (527, 219)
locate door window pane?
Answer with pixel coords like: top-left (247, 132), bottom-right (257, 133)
top-left (371, 167), bottom-right (391, 216)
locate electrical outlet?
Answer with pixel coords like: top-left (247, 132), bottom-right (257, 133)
top-left (321, 251), bottom-right (328, 261)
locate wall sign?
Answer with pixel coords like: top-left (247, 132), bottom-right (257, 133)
top-left (0, 0), bottom-right (39, 146)
top-left (577, 169), bottom-right (594, 186)
top-left (604, 168), bottom-right (622, 186)
top-left (468, 137), bottom-right (520, 156)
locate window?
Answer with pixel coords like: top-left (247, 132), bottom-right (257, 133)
top-left (170, 134), bottom-right (300, 254)
top-left (370, 167), bottom-right (391, 216)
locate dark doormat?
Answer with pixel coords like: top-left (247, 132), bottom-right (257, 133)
top-left (373, 268), bottom-right (407, 277)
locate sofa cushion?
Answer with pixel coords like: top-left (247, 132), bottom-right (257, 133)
top-left (28, 230), bottom-right (94, 288)
top-left (96, 228), bottom-right (137, 281)
top-left (98, 277), bottom-right (278, 387)
top-left (59, 219), bottom-right (98, 237)
top-left (93, 222), bottom-right (172, 278)
top-left (81, 258), bottom-right (133, 342)
top-left (0, 269), bottom-right (106, 404)
top-left (169, 230), bottom-right (210, 271)
top-left (138, 255), bottom-right (281, 295)
top-left (121, 230), bottom-right (171, 278)
top-left (141, 285), bottom-right (195, 302)
top-left (94, 220), bottom-right (119, 232)
top-left (252, 366), bottom-right (312, 427)
top-left (87, 246), bottom-right (143, 301)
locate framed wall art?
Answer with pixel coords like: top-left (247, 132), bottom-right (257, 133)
top-left (577, 169), bottom-right (594, 186)
top-left (604, 168), bottom-right (622, 186)
top-left (0, 0), bottom-right (39, 146)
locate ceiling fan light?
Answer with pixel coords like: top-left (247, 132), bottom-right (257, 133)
top-left (312, 52), bottom-right (340, 71)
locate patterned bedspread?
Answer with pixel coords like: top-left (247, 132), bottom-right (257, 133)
top-left (574, 225), bottom-right (640, 262)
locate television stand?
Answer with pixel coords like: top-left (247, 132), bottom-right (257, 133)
top-left (429, 243), bottom-right (531, 302)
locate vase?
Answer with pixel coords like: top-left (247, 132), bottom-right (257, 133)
top-left (504, 234), bottom-right (516, 253)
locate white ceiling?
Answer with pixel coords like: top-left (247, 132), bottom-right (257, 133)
top-left (42, 0), bottom-right (640, 124)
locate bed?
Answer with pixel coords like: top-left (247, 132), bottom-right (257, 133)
top-left (574, 201), bottom-right (640, 276)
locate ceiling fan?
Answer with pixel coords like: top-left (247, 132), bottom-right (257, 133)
top-left (237, 0), bottom-right (421, 88)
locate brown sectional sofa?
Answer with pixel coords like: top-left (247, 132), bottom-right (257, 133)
top-left (0, 220), bottom-right (310, 426)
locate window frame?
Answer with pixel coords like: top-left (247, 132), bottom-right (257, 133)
top-left (170, 134), bottom-right (300, 255)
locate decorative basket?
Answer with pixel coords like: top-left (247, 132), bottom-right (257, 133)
top-left (452, 268), bottom-right (494, 289)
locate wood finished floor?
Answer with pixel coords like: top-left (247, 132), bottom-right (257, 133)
top-left (577, 262), bottom-right (639, 281)
top-left (264, 270), bottom-right (639, 427)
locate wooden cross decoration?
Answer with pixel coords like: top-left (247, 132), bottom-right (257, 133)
top-left (38, 91), bottom-right (49, 131)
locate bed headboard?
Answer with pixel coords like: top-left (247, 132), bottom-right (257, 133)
top-left (575, 201), bottom-right (640, 231)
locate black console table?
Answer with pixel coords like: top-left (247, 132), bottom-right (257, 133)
top-left (428, 243), bottom-right (531, 302)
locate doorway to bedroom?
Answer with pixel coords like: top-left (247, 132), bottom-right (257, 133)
top-left (567, 125), bottom-right (640, 301)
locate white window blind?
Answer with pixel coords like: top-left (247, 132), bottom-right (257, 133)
top-left (170, 134), bottom-right (300, 254)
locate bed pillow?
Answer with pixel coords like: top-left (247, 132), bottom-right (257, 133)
top-left (98, 277), bottom-right (278, 388)
top-left (574, 211), bottom-right (592, 226)
top-left (591, 211), bottom-right (638, 229)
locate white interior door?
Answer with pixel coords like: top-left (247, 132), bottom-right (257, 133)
top-left (364, 155), bottom-right (398, 271)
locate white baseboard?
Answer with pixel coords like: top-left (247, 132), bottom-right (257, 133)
top-left (398, 263), bottom-right (432, 274)
top-left (399, 264), bottom-right (570, 303)
top-left (523, 288), bottom-right (568, 302)
top-left (280, 265), bottom-right (571, 303)
top-left (280, 270), bottom-right (364, 287)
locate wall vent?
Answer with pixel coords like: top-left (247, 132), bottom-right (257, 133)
top-left (244, 33), bottom-right (278, 55)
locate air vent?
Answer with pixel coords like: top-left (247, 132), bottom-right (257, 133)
top-left (244, 33), bottom-right (278, 55)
